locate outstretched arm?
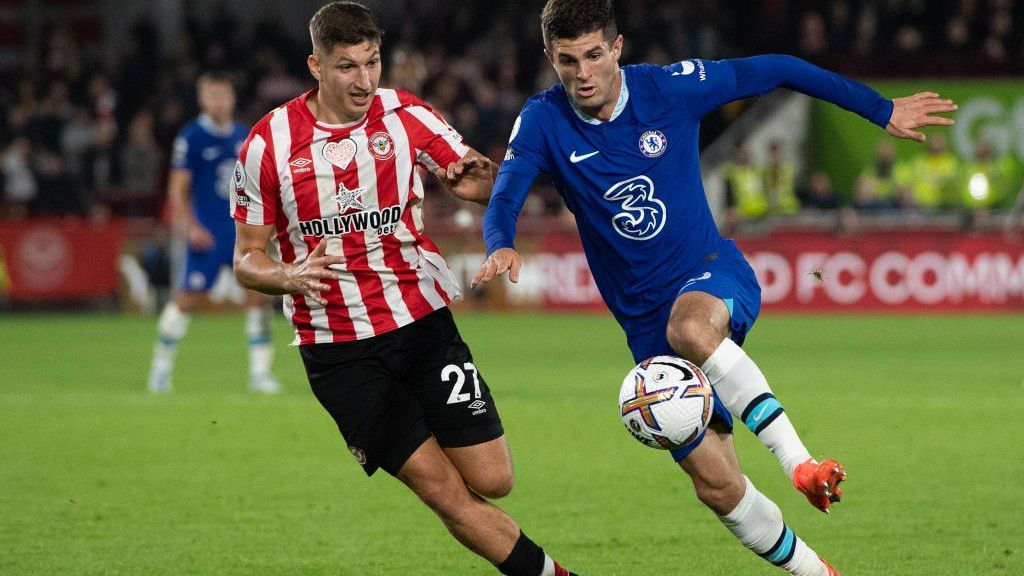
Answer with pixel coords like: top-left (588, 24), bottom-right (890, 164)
top-left (706, 55), bottom-right (956, 140)
top-left (472, 161), bottom-right (539, 287)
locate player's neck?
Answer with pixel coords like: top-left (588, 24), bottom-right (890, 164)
top-left (310, 88), bottom-right (366, 126)
top-left (576, 68), bottom-right (623, 122)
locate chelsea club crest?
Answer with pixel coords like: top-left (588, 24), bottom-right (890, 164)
top-left (639, 130), bottom-right (668, 158)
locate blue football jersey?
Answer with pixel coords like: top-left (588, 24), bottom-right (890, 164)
top-left (171, 115), bottom-right (249, 236)
top-left (485, 56), bottom-right (892, 335)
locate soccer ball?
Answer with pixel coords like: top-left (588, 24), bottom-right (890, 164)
top-left (618, 356), bottom-right (714, 450)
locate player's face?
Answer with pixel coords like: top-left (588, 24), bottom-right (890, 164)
top-left (546, 30), bottom-right (623, 118)
top-left (308, 40), bottom-right (382, 122)
top-left (198, 82), bottom-right (236, 123)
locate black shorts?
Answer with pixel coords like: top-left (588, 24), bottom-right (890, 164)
top-left (300, 307), bottom-right (504, 477)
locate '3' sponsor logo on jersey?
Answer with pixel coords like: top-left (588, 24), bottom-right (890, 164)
top-left (602, 175), bottom-right (666, 241)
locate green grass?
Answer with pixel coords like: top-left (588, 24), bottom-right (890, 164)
top-left (1, 311), bottom-right (1022, 575)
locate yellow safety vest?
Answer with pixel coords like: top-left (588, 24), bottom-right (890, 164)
top-left (763, 162), bottom-right (799, 214)
top-left (725, 164), bottom-right (768, 219)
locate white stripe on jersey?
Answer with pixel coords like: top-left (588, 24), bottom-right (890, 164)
top-left (406, 105), bottom-right (470, 160)
top-left (311, 127), bottom-right (375, 340)
top-left (382, 112), bottom-right (448, 308)
top-left (377, 88), bottom-right (400, 110)
top-left (349, 127), bottom-right (414, 327)
top-left (239, 134), bottom-right (266, 224)
top-left (268, 108), bottom-right (311, 335)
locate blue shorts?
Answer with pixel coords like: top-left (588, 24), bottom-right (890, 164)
top-left (179, 230), bottom-right (235, 293)
top-left (624, 243), bottom-right (762, 461)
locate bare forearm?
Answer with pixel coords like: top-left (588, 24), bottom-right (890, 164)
top-left (454, 181), bottom-right (491, 205)
top-left (234, 248), bottom-right (295, 296)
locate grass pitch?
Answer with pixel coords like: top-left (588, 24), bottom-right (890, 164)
top-left (1, 311), bottom-right (1022, 575)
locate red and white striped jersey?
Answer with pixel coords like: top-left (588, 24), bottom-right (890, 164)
top-left (231, 88), bottom-right (468, 345)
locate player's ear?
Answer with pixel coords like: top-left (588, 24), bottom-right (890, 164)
top-left (611, 34), bottom-right (623, 62)
top-left (543, 47), bottom-right (554, 67)
top-left (307, 54), bottom-right (322, 82)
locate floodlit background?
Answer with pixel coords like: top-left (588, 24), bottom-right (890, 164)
top-left (1, 1), bottom-right (1022, 575)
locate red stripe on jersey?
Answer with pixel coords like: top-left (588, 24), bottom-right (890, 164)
top-left (257, 127), bottom-right (280, 226)
top-left (368, 118), bottom-right (436, 319)
top-left (333, 140), bottom-right (399, 336)
top-left (287, 105), bottom-right (358, 340)
top-left (399, 206), bottom-right (451, 304)
top-left (554, 564), bottom-right (570, 576)
top-left (396, 106), bottom-right (464, 172)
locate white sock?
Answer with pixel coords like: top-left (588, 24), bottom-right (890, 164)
top-left (719, 477), bottom-right (830, 576)
top-left (701, 339), bottom-right (812, 478)
top-left (152, 302), bottom-right (192, 373)
top-left (246, 306), bottom-right (273, 379)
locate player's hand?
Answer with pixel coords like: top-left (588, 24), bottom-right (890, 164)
top-left (472, 248), bottom-right (522, 288)
top-left (187, 222), bottom-right (215, 250)
top-left (285, 239), bottom-right (346, 306)
top-left (434, 154), bottom-right (497, 201)
top-left (886, 92), bottom-right (957, 143)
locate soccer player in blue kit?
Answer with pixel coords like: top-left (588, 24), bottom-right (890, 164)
top-left (473, 1), bottom-right (957, 574)
top-left (148, 72), bottom-right (281, 394)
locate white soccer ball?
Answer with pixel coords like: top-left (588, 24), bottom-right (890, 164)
top-left (618, 356), bottom-right (714, 450)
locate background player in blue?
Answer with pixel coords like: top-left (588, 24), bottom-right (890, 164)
top-left (474, 1), bottom-right (957, 574)
top-left (148, 72), bottom-right (281, 394)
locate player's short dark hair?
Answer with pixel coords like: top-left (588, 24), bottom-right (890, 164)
top-left (196, 71), bottom-right (234, 92)
top-left (541, 0), bottom-right (617, 48)
top-left (309, 2), bottom-right (384, 56)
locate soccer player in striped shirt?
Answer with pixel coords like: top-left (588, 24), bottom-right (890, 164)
top-left (231, 3), bottom-right (578, 576)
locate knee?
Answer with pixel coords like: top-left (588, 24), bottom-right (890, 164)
top-left (666, 316), bottom-right (712, 361)
top-left (468, 469), bottom-right (514, 500)
top-left (693, 474), bottom-right (746, 516)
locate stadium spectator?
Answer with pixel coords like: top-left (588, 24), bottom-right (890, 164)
top-left (961, 138), bottom-right (1019, 212)
top-left (854, 140), bottom-right (901, 211)
top-left (113, 110), bottom-right (163, 217)
top-left (763, 140), bottom-right (799, 216)
top-left (723, 142), bottom-right (768, 227)
top-left (1, 136), bottom-right (36, 219)
top-left (797, 170), bottom-right (841, 211)
top-left (904, 133), bottom-right (961, 211)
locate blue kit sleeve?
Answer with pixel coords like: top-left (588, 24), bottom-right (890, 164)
top-left (669, 55), bottom-right (893, 127)
top-left (482, 105), bottom-right (549, 255)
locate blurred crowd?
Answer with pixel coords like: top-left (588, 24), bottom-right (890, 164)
top-left (723, 133), bottom-right (1023, 231)
top-left (0, 0), bottom-right (1022, 223)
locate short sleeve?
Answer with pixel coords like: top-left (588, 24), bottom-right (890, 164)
top-left (170, 131), bottom-right (191, 171)
top-left (662, 59), bottom-right (739, 121)
top-left (401, 105), bottom-right (469, 172)
top-left (231, 127), bottom-right (279, 226)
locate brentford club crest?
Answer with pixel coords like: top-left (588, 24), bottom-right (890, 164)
top-left (332, 182), bottom-right (367, 213)
top-left (368, 131), bottom-right (395, 161)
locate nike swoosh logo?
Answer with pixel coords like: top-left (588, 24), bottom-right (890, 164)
top-left (682, 272), bottom-right (712, 287)
top-left (570, 150), bottom-right (600, 163)
top-left (752, 403), bottom-right (769, 422)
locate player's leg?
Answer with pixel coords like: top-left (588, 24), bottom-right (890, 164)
top-left (680, 427), bottom-right (840, 576)
top-left (444, 436), bottom-right (515, 500)
top-left (148, 252), bottom-right (210, 393)
top-left (301, 333), bottom-right (577, 576)
top-left (397, 438), bottom-right (576, 576)
top-left (666, 268), bottom-right (844, 512)
top-left (243, 288), bottom-right (280, 394)
top-left (666, 290), bottom-right (812, 476)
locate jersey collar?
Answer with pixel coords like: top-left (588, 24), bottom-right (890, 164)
top-left (198, 113), bottom-right (234, 137)
top-left (568, 69), bottom-right (628, 125)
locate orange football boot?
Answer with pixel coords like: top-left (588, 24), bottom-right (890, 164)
top-left (792, 458), bottom-right (846, 513)
top-left (818, 555), bottom-right (841, 575)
